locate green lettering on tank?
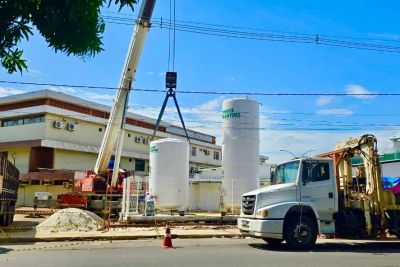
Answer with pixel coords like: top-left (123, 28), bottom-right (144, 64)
top-left (222, 108), bottom-right (241, 119)
top-left (150, 146), bottom-right (158, 153)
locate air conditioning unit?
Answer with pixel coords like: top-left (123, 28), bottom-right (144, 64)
top-left (63, 181), bottom-right (72, 188)
top-left (141, 137), bottom-right (148, 144)
top-left (53, 121), bottom-right (64, 129)
top-left (66, 123), bottom-right (76, 131)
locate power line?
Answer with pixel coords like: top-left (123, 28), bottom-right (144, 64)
top-left (102, 12), bottom-right (400, 44)
top-left (1, 80), bottom-right (400, 96)
top-left (3, 113), bottom-right (400, 132)
top-left (100, 15), bottom-right (400, 54)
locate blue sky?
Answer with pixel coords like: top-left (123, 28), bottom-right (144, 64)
top-left (1, 0), bottom-right (400, 163)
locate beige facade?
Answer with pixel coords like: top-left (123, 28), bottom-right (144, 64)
top-left (0, 148), bottom-right (30, 173)
top-left (0, 90), bottom-right (222, 206)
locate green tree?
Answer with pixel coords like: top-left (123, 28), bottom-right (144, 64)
top-left (0, 0), bottom-right (137, 74)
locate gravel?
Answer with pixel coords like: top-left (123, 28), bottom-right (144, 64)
top-left (37, 208), bottom-right (102, 233)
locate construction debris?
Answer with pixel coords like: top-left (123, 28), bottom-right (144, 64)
top-left (37, 208), bottom-right (102, 233)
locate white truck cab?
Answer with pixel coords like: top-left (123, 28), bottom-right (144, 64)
top-left (238, 158), bottom-right (338, 249)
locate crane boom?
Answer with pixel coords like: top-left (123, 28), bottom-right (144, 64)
top-left (94, 0), bottom-right (156, 175)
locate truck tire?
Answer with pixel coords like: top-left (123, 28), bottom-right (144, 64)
top-left (284, 216), bottom-right (317, 250)
top-left (1, 213), bottom-right (9, 226)
top-left (263, 238), bottom-right (283, 248)
top-left (7, 213), bottom-right (13, 226)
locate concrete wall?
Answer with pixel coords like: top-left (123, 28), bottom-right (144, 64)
top-left (45, 114), bottom-right (156, 154)
top-left (54, 149), bottom-right (97, 171)
top-left (0, 122), bottom-right (46, 143)
top-left (45, 114), bottom-right (105, 147)
top-left (17, 185), bottom-right (71, 207)
top-left (189, 144), bottom-right (221, 167)
top-left (0, 148), bottom-right (30, 173)
top-left (189, 183), bottom-right (221, 211)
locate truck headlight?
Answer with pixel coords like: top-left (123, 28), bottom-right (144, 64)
top-left (256, 209), bottom-right (269, 218)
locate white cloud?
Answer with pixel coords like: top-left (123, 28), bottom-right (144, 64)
top-left (26, 68), bottom-right (43, 77)
top-left (317, 108), bottom-right (353, 116)
top-left (46, 86), bottom-right (77, 94)
top-left (126, 98), bottom-right (400, 165)
top-left (197, 97), bottom-right (224, 111)
top-left (0, 87), bottom-right (25, 97)
top-left (84, 92), bottom-right (115, 101)
top-left (345, 84), bottom-right (375, 100)
top-left (259, 129), bottom-right (400, 164)
top-left (316, 96), bottom-right (335, 106)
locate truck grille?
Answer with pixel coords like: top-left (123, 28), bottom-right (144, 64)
top-left (242, 195), bottom-right (256, 215)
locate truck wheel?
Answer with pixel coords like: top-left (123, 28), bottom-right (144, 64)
top-left (7, 213), bottom-right (13, 226)
top-left (1, 214), bottom-right (9, 226)
top-left (263, 238), bottom-right (283, 248)
top-left (284, 216), bottom-right (317, 250)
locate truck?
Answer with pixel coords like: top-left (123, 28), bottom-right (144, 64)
top-left (57, 0), bottom-right (156, 213)
top-left (238, 134), bottom-right (400, 249)
top-left (0, 155), bottom-right (20, 226)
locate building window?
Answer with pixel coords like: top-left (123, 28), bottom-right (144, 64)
top-left (191, 147), bottom-right (197, 156)
top-left (99, 128), bottom-right (103, 132)
top-left (54, 180), bottom-right (67, 186)
top-left (2, 114), bottom-right (45, 127)
top-left (128, 133), bottom-right (131, 138)
top-left (135, 159), bottom-right (145, 172)
top-left (213, 151), bottom-right (220, 160)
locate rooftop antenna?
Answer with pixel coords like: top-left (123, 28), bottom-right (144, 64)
top-left (301, 150), bottom-right (316, 158)
top-left (280, 149), bottom-right (297, 159)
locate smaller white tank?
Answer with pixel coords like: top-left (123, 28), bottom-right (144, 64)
top-left (149, 138), bottom-right (189, 210)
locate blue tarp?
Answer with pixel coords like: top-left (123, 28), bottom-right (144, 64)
top-left (382, 176), bottom-right (400, 190)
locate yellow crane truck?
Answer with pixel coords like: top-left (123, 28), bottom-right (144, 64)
top-left (238, 134), bottom-right (400, 249)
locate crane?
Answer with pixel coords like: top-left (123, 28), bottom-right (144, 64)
top-left (95, 0), bottom-right (156, 179)
top-left (57, 0), bottom-right (157, 214)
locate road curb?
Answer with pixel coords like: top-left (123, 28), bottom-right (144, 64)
top-left (1, 233), bottom-right (242, 244)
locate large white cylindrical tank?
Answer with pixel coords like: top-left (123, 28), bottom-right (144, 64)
top-left (222, 98), bottom-right (259, 211)
top-left (149, 138), bottom-right (189, 210)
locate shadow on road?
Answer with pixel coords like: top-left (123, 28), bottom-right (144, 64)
top-left (0, 247), bottom-right (13, 255)
top-left (249, 241), bottom-right (400, 253)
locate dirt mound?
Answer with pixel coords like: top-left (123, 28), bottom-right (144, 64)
top-left (37, 208), bottom-right (102, 232)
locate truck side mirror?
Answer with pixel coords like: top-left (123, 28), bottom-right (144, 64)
top-left (270, 166), bottom-right (276, 184)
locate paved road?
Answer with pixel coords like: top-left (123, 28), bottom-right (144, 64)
top-left (1, 238), bottom-right (400, 267)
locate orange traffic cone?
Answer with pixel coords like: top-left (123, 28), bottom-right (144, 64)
top-left (163, 222), bottom-right (173, 248)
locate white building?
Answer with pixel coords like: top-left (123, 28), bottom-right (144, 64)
top-left (0, 90), bottom-right (221, 206)
top-left (189, 156), bottom-right (274, 211)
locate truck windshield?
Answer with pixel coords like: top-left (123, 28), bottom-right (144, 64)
top-left (272, 160), bottom-right (300, 185)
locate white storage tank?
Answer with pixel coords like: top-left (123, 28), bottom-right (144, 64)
top-left (149, 138), bottom-right (189, 210)
top-left (222, 98), bottom-right (260, 211)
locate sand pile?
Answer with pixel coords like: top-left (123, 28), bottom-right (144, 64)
top-left (37, 208), bottom-right (102, 232)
